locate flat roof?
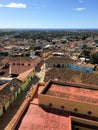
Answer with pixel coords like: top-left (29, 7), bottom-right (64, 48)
top-left (18, 86), bottom-right (71, 130)
top-left (45, 83), bottom-right (98, 104)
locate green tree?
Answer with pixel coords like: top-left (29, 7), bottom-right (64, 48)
top-left (90, 52), bottom-right (98, 64)
top-left (82, 49), bottom-right (90, 58)
top-left (79, 49), bottom-right (90, 58)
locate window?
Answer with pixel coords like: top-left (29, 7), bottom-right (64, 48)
top-left (28, 63), bottom-right (31, 67)
top-left (61, 105), bottom-right (65, 109)
top-left (74, 108), bottom-right (78, 112)
top-left (22, 63), bottom-right (24, 66)
top-left (49, 103), bottom-right (53, 107)
top-left (88, 111), bottom-right (92, 115)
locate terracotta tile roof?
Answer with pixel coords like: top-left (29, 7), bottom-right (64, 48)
top-left (0, 78), bottom-right (22, 107)
top-left (10, 65), bottom-right (34, 75)
top-left (0, 94), bottom-right (9, 106)
top-left (45, 56), bottom-right (73, 64)
top-left (0, 78), bottom-right (22, 97)
top-left (17, 69), bottom-right (34, 82)
top-left (0, 82), bottom-right (9, 91)
top-left (44, 68), bottom-right (98, 87)
top-left (3, 56), bottom-right (39, 63)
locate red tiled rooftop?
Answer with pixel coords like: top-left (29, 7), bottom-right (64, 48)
top-left (45, 56), bottom-right (73, 64)
top-left (44, 68), bottom-right (98, 87)
top-left (10, 65), bottom-right (34, 75)
top-left (3, 56), bottom-right (41, 64)
top-left (17, 69), bottom-right (34, 82)
top-left (0, 78), bottom-right (22, 98)
top-left (3, 56), bottom-right (35, 62)
top-left (0, 82), bottom-right (8, 91)
top-left (18, 86), bottom-right (71, 130)
top-left (46, 84), bottom-right (98, 104)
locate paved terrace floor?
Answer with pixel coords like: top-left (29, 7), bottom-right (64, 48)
top-left (46, 84), bottom-right (98, 104)
top-left (18, 86), bottom-right (71, 130)
top-left (0, 76), bottom-right (40, 130)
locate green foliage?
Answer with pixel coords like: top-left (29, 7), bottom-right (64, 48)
top-left (90, 52), bottom-right (98, 64)
top-left (79, 49), bottom-right (90, 58)
top-left (82, 49), bottom-right (90, 58)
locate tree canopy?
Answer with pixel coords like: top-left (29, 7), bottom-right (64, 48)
top-left (90, 52), bottom-right (98, 64)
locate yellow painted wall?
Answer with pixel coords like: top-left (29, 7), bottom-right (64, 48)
top-left (21, 77), bottom-right (30, 90)
top-left (14, 91), bottom-right (17, 99)
top-left (5, 101), bottom-right (10, 110)
top-left (0, 107), bottom-right (3, 117)
top-left (17, 87), bottom-right (21, 94)
top-left (21, 70), bottom-right (35, 91)
top-left (5, 85), bottom-right (38, 130)
top-left (9, 95), bottom-right (14, 104)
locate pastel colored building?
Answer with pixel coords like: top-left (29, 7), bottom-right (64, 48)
top-left (45, 56), bottom-right (73, 68)
top-left (17, 69), bottom-right (35, 91)
top-left (0, 104), bottom-right (3, 117)
top-left (45, 56), bottom-right (94, 73)
top-left (15, 80), bottom-right (98, 130)
top-left (0, 67), bottom-right (36, 118)
top-left (0, 78), bottom-right (22, 117)
top-left (39, 80), bottom-right (98, 129)
top-left (2, 56), bottom-right (41, 76)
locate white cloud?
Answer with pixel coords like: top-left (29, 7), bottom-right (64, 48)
top-left (73, 8), bottom-right (86, 11)
top-left (0, 3), bottom-right (26, 8)
top-left (0, 4), bottom-right (3, 7)
top-left (79, 0), bottom-right (85, 2)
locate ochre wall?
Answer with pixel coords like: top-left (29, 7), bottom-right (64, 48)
top-left (21, 70), bottom-right (35, 91)
top-left (39, 94), bottom-right (98, 118)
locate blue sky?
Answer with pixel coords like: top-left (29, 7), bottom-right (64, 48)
top-left (0, 0), bottom-right (98, 29)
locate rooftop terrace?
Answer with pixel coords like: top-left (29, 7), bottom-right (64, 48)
top-left (18, 86), bottom-right (71, 130)
top-left (46, 83), bottom-right (98, 104)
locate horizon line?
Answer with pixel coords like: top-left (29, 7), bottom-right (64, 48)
top-left (0, 28), bottom-right (98, 30)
